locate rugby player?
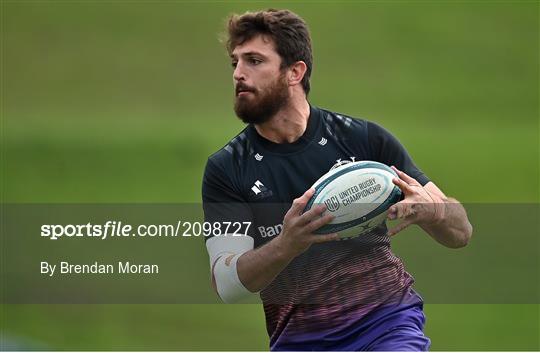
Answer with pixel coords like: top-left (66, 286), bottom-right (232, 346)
top-left (202, 9), bottom-right (473, 351)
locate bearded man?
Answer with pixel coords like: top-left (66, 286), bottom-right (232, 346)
top-left (202, 9), bottom-right (472, 351)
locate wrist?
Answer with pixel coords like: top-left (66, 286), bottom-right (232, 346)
top-left (433, 196), bottom-right (448, 224)
top-left (421, 193), bottom-right (447, 226)
top-left (272, 235), bottom-right (299, 262)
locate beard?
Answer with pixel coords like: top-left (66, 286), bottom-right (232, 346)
top-left (234, 73), bottom-right (289, 124)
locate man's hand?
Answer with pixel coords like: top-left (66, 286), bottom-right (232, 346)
top-left (386, 166), bottom-right (445, 236)
top-left (235, 188), bottom-right (338, 293)
top-left (277, 188), bottom-right (339, 257)
top-left (386, 166), bottom-right (473, 248)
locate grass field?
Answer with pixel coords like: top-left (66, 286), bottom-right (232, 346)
top-left (1, 1), bottom-right (539, 351)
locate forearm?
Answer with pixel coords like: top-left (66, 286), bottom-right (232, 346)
top-left (236, 235), bottom-right (296, 292)
top-left (208, 189), bottom-right (336, 299)
top-left (419, 197), bottom-right (473, 248)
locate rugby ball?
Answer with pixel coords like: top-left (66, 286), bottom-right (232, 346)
top-left (304, 161), bottom-right (402, 239)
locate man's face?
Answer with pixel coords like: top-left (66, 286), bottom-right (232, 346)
top-left (231, 35), bottom-right (289, 124)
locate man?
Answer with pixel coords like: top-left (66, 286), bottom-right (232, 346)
top-left (202, 9), bottom-right (472, 351)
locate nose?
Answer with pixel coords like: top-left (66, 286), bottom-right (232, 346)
top-left (233, 61), bottom-right (246, 82)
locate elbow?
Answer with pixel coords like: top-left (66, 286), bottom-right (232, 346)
top-left (449, 238), bottom-right (468, 249)
top-left (449, 222), bottom-right (473, 249)
top-left (211, 254), bottom-right (256, 304)
top-left (462, 221), bottom-right (474, 246)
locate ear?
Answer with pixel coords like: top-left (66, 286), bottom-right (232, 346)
top-left (287, 61), bottom-right (307, 87)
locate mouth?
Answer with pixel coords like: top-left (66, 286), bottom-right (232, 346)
top-left (235, 85), bottom-right (255, 97)
top-left (236, 90), bottom-right (252, 97)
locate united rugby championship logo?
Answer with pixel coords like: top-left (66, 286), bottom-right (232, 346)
top-left (324, 195), bottom-right (340, 212)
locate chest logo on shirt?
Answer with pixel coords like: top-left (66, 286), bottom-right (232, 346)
top-left (318, 137), bottom-right (328, 146)
top-left (251, 180), bottom-right (273, 198)
top-left (254, 153), bottom-right (264, 161)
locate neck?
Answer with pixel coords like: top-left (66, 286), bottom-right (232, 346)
top-left (254, 98), bottom-right (311, 144)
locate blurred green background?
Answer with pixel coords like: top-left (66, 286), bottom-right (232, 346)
top-left (1, 0), bottom-right (538, 351)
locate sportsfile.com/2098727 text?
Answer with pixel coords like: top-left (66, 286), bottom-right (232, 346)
top-left (40, 221), bottom-right (252, 240)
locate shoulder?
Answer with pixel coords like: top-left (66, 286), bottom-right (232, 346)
top-left (317, 107), bottom-right (378, 152)
top-left (203, 127), bottom-right (254, 198)
top-left (319, 107), bottom-right (368, 133)
top-left (318, 107), bottom-right (389, 143)
top-left (320, 106), bottom-right (399, 139)
top-left (206, 127), bottom-right (253, 172)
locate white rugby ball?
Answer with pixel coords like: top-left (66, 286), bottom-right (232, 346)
top-left (304, 161), bottom-right (402, 239)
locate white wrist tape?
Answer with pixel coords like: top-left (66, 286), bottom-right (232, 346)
top-left (206, 235), bottom-right (255, 303)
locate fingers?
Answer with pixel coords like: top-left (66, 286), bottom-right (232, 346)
top-left (388, 201), bottom-right (414, 220)
top-left (286, 188), bottom-right (315, 219)
top-left (311, 233), bottom-right (340, 243)
top-left (391, 166), bottom-right (420, 186)
top-left (392, 177), bottom-right (414, 194)
top-left (298, 203), bottom-right (327, 225)
top-left (391, 165), bottom-right (419, 196)
top-left (304, 211), bottom-right (334, 233)
top-left (387, 205), bottom-right (397, 220)
top-left (387, 219), bottom-right (413, 237)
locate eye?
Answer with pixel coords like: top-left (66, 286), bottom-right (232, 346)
top-left (249, 58), bottom-right (262, 65)
top-left (231, 61), bottom-right (238, 68)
